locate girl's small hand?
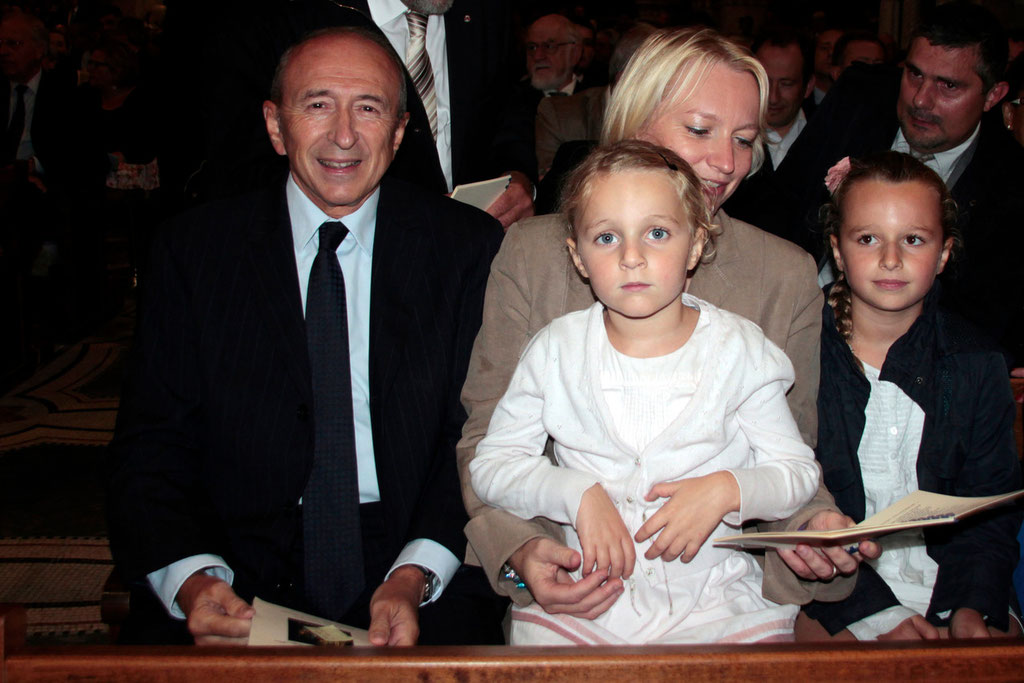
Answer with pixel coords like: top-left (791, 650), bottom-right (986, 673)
top-left (575, 484), bottom-right (636, 579)
top-left (634, 471), bottom-right (739, 562)
top-left (950, 608), bottom-right (990, 639)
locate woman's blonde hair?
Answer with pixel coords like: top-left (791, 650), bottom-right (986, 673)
top-left (601, 27), bottom-right (769, 177)
top-left (560, 140), bottom-right (716, 262)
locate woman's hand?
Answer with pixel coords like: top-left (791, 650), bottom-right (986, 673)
top-left (634, 471), bottom-right (739, 562)
top-left (776, 510), bottom-right (880, 580)
top-left (575, 484), bottom-right (635, 579)
top-left (877, 615), bottom-right (940, 641)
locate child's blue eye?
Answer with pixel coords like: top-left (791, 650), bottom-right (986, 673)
top-left (905, 235), bottom-right (923, 245)
top-left (596, 233), bottom-right (617, 245)
top-left (648, 228), bottom-right (668, 240)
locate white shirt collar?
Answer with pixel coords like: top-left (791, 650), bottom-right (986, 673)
top-left (891, 123), bottom-right (980, 185)
top-left (367, 0), bottom-right (408, 26)
top-left (287, 174), bottom-right (378, 259)
top-left (765, 109), bottom-right (806, 168)
top-left (13, 68), bottom-right (42, 94)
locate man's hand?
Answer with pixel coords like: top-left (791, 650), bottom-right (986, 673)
top-left (877, 615), bottom-right (940, 641)
top-left (950, 608), bottom-right (991, 639)
top-left (176, 573), bottom-right (254, 645)
top-left (775, 510), bottom-right (881, 580)
top-left (509, 537), bottom-right (623, 620)
top-left (368, 565), bottom-right (423, 646)
top-left (575, 483), bottom-right (635, 578)
top-left (485, 170), bottom-right (535, 230)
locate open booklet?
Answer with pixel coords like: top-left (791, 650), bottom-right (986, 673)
top-left (714, 489), bottom-right (1024, 550)
top-left (449, 175), bottom-right (511, 211)
top-left (247, 597), bottom-right (371, 647)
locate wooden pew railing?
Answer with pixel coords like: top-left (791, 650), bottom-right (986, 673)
top-left (5, 604), bottom-right (1024, 682)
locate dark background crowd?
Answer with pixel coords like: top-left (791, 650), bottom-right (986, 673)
top-left (1, 0), bottom-right (1023, 395)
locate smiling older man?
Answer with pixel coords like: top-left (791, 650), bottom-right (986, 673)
top-left (108, 26), bottom-right (504, 647)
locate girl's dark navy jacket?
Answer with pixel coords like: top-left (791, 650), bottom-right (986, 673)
top-left (804, 284), bottom-right (1022, 634)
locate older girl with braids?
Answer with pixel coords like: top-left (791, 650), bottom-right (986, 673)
top-left (799, 151), bottom-right (1022, 641)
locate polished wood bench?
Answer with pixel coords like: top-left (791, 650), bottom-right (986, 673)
top-left (5, 604), bottom-right (1024, 682)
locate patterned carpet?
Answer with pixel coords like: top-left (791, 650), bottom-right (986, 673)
top-left (0, 303), bottom-right (132, 643)
top-left (0, 538), bottom-right (113, 641)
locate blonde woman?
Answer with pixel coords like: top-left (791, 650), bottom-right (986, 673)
top-left (457, 28), bottom-right (878, 639)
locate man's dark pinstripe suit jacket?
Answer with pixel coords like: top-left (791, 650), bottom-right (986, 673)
top-left (107, 174), bottom-right (503, 610)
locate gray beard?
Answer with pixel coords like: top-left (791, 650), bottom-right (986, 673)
top-left (400, 0), bottom-right (454, 14)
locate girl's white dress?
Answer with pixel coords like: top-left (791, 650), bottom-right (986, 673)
top-left (470, 295), bottom-right (820, 645)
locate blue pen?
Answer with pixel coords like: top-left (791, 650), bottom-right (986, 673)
top-left (797, 522), bottom-right (867, 554)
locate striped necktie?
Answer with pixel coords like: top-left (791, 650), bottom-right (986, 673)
top-left (405, 11), bottom-right (437, 140)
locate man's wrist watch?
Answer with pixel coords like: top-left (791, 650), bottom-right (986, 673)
top-left (411, 565), bottom-right (440, 603)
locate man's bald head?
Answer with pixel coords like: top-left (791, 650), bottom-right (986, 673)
top-left (525, 14), bottom-right (582, 93)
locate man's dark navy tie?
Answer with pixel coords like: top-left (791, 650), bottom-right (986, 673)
top-left (4, 84), bottom-right (27, 165)
top-left (303, 220), bottom-right (363, 619)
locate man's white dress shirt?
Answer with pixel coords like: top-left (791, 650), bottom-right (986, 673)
top-left (891, 123), bottom-right (980, 186)
top-left (766, 109), bottom-right (807, 169)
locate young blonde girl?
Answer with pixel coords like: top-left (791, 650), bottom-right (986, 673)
top-left (801, 151), bottom-right (1022, 640)
top-left (469, 140), bottom-right (819, 645)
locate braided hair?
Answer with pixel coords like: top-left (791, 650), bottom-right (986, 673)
top-left (821, 151), bottom-right (960, 367)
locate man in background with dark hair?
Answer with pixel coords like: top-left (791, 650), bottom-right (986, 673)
top-left (754, 29), bottom-right (816, 168)
top-left (722, 28), bottom-right (813, 227)
top-left (811, 26), bottom-right (843, 103)
top-left (828, 30), bottom-right (885, 81)
top-left (761, 1), bottom-right (1024, 368)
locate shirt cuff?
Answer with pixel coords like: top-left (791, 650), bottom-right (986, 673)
top-left (721, 470), bottom-right (743, 526)
top-left (846, 604), bottom-right (919, 640)
top-left (385, 539), bottom-right (460, 605)
top-left (147, 554), bottom-right (234, 619)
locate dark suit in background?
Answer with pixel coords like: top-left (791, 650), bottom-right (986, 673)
top-left (107, 176), bottom-right (504, 642)
top-left (1, 69), bottom-right (106, 368)
top-left (1, 71), bottom-right (104, 198)
top-left (757, 63), bottom-right (1024, 365)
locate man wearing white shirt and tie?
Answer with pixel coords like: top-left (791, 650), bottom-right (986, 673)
top-left (108, 26), bottom-right (505, 648)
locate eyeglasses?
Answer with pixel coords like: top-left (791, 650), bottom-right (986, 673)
top-left (525, 40), bottom-right (576, 55)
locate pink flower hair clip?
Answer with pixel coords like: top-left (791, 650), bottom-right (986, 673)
top-left (824, 156), bottom-right (852, 195)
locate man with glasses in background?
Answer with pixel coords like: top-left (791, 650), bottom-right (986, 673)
top-left (489, 14), bottom-right (581, 201)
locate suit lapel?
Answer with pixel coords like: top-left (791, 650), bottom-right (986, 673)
top-left (1, 79), bottom-right (10, 127)
top-left (368, 179), bottom-right (422, 407)
top-left (247, 182), bottom-right (313, 401)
